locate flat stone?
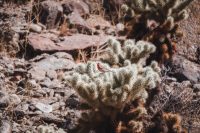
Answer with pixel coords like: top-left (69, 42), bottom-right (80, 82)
top-left (28, 33), bottom-right (109, 52)
top-left (28, 53), bottom-right (75, 81)
top-left (35, 102), bottom-right (53, 113)
top-left (28, 67), bottom-right (46, 81)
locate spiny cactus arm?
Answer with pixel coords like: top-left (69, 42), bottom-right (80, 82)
top-left (162, 16), bottom-right (175, 31)
top-left (173, 0), bottom-right (194, 12)
top-left (150, 61), bottom-right (161, 73)
top-left (74, 63), bottom-right (86, 74)
top-left (130, 0), bottom-right (145, 11)
top-left (155, 0), bottom-right (166, 7)
top-left (104, 39), bottom-right (156, 65)
top-left (163, 0), bottom-right (179, 16)
top-left (173, 9), bottom-right (189, 21)
top-left (147, 0), bottom-right (158, 8)
top-left (122, 4), bottom-right (135, 17)
top-left (129, 41), bottom-right (156, 63)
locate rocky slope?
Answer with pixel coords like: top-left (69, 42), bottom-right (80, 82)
top-left (0, 0), bottom-right (199, 133)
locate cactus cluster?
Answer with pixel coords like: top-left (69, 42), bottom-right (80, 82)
top-left (102, 39), bottom-right (156, 65)
top-left (65, 38), bottom-right (161, 132)
top-left (121, 0), bottom-right (194, 64)
top-left (122, 0), bottom-right (193, 30)
top-left (65, 38), bottom-right (160, 114)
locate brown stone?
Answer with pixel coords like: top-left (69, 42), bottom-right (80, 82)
top-left (28, 33), bottom-right (109, 52)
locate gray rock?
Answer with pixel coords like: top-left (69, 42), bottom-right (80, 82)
top-left (62, 0), bottom-right (89, 16)
top-left (193, 84), bottom-right (200, 92)
top-left (35, 102), bottom-right (53, 113)
top-left (0, 120), bottom-right (11, 133)
top-left (68, 11), bottom-right (92, 34)
top-left (29, 24), bottom-right (42, 33)
top-left (30, 52), bottom-right (75, 71)
top-left (46, 69), bottom-right (57, 80)
top-left (171, 55), bottom-right (200, 83)
top-left (40, 78), bottom-right (52, 88)
top-left (9, 94), bottom-right (21, 105)
top-left (116, 23), bottom-right (125, 33)
top-left (0, 91), bottom-right (10, 107)
top-left (28, 67), bottom-right (46, 81)
top-left (36, 0), bottom-right (63, 29)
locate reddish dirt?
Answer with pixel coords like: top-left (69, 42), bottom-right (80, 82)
top-left (177, 0), bottom-right (200, 63)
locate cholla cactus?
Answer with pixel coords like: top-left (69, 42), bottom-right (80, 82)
top-left (65, 38), bottom-right (160, 116)
top-left (121, 0), bottom-right (194, 64)
top-left (122, 0), bottom-right (193, 30)
top-left (102, 38), bottom-right (156, 65)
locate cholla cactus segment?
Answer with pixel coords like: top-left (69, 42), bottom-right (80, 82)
top-left (103, 38), bottom-right (156, 65)
top-left (65, 38), bottom-right (161, 115)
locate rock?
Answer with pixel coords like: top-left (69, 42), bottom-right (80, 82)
top-left (25, 79), bottom-right (38, 90)
top-left (193, 84), bottom-right (200, 92)
top-left (0, 120), bottom-right (11, 133)
top-left (39, 113), bottom-right (66, 125)
top-left (9, 94), bottom-right (21, 105)
top-left (29, 24), bottom-right (42, 33)
top-left (86, 15), bottom-right (111, 30)
top-left (53, 52), bottom-right (73, 60)
top-left (116, 23), bottom-right (125, 33)
top-left (31, 53), bottom-right (75, 71)
top-left (35, 102), bottom-right (53, 113)
top-left (28, 33), bottom-right (109, 52)
top-left (28, 52), bottom-right (75, 81)
top-left (196, 92), bottom-right (200, 97)
top-left (40, 78), bottom-right (63, 89)
top-left (46, 69), bottom-right (57, 80)
top-left (62, 0), bottom-right (89, 16)
top-left (52, 102), bottom-right (65, 111)
top-left (35, 0), bottom-right (63, 29)
top-left (66, 94), bottom-right (80, 109)
top-left (28, 67), bottom-right (46, 81)
top-left (68, 11), bottom-right (92, 34)
top-left (40, 78), bottom-right (52, 88)
top-left (171, 55), bottom-right (200, 83)
top-left (0, 91), bottom-right (10, 108)
top-left (49, 89), bottom-right (54, 98)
